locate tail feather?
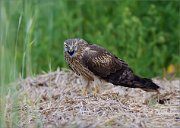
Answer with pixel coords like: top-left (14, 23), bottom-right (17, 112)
top-left (133, 75), bottom-right (160, 92)
top-left (106, 69), bottom-right (160, 92)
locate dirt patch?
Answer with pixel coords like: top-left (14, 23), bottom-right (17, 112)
top-left (17, 69), bottom-right (179, 128)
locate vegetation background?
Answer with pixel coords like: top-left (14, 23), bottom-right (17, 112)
top-left (0, 0), bottom-right (179, 127)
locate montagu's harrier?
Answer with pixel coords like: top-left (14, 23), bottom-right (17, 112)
top-left (64, 38), bottom-right (159, 96)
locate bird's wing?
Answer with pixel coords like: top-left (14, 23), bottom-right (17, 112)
top-left (82, 44), bottom-right (133, 79)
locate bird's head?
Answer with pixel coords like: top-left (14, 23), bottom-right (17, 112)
top-left (64, 38), bottom-right (88, 57)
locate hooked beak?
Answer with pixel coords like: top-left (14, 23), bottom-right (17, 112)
top-left (68, 49), bottom-right (75, 56)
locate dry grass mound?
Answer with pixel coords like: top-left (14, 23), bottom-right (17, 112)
top-left (17, 69), bottom-right (179, 128)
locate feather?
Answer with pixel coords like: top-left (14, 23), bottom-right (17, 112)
top-left (82, 44), bottom-right (131, 78)
top-left (64, 38), bottom-right (159, 92)
top-left (82, 44), bottom-right (159, 92)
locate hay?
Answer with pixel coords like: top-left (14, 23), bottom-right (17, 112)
top-left (17, 69), bottom-right (180, 128)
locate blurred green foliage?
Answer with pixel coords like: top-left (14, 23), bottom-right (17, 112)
top-left (1, 0), bottom-right (179, 77)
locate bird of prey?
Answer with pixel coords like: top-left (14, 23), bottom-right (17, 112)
top-left (64, 38), bottom-right (159, 96)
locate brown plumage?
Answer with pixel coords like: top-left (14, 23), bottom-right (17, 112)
top-left (64, 38), bottom-right (159, 96)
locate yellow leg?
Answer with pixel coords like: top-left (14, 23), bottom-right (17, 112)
top-left (93, 85), bottom-right (99, 97)
top-left (82, 81), bottom-right (89, 96)
top-left (82, 87), bottom-right (87, 96)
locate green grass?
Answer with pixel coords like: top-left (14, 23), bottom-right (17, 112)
top-left (1, 0), bottom-right (179, 77)
top-left (0, 0), bottom-right (179, 127)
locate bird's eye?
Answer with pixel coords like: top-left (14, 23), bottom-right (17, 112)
top-left (64, 45), bottom-right (68, 52)
top-left (64, 44), bottom-right (68, 48)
